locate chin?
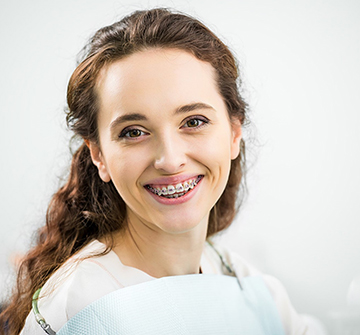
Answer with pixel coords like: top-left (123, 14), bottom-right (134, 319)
top-left (155, 213), bottom-right (209, 236)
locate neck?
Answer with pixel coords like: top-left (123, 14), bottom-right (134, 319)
top-left (111, 213), bottom-right (208, 278)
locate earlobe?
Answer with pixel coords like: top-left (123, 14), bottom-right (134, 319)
top-left (87, 141), bottom-right (111, 182)
top-left (230, 121), bottom-right (242, 160)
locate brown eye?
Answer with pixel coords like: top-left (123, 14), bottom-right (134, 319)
top-left (182, 117), bottom-right (209, 130)
top-left (119, 128), bottom-right (146, 139)
top-left (128, 129), bottom-right (142, 137)
top-left (186, 119), bottom-right (200, 127)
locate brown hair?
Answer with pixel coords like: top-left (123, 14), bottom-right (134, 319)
top-left (0, 8), bottom-right (248, 334)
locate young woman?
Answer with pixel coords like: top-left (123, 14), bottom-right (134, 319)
top-left (1, 8), bottom-right (309, 335)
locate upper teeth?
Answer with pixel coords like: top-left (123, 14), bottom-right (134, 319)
top-left (167, 185), bottom-right (175, 195)
top-left (150, 178), bottom-right (199, 196)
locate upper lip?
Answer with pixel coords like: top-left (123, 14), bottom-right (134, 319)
top-left (144, 174), bottom-right (202, 186)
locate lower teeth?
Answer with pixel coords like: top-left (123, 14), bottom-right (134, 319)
top-left (163, 192), bottom-right (186, 199)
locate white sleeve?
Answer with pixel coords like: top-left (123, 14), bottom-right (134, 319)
top-left (227, 250), bottom-right (311, 335)
top-left (262, 274), bottom-right (308, 335)
top-left (20, 313), bottom-right (48, 335)
top-left (20, 258), bottom-right (122, 334)
top-left (64, 258), bottom-right (122, 320)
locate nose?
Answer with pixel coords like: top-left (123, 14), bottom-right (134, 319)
top-left (153, 133), bottom-right (187, 173)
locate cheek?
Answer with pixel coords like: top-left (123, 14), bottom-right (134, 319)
top-left (191, 129), bottom-right (232, 162)
top-left (190, 133), bottom-right (232, 182)
top-left (106, 148), bottom-right (149, 188)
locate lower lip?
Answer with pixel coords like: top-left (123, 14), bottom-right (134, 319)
top-left (145, 177), bottom-right (203, 205)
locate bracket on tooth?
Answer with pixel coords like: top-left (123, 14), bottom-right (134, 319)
top-left (175, 183), bottom-right (184, 193)
top-left (167, 185), bottom-right (176, 195)
top-left (152, 177), bottom-right (201, 197)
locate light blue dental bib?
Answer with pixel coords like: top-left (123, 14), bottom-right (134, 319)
top-left (57, 274), bottom-right (285, 335)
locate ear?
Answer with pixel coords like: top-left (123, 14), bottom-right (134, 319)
top-left (230, 120), bottom-right (242, 160)
top-left (85, 140), bottom-right (111, 182)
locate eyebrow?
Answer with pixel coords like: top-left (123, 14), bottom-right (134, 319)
top-left (175, 102), bottom-right (215, 114)
top-left (110, 113), bottom-right (147, 132)
top-left (109, 102), bottom-right (215, 131)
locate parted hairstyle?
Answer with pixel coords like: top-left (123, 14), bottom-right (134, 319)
top-left (0, 8), bottom-right (248, 334)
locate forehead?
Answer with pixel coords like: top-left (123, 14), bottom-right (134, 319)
top-left (96, 48), bottom-right (216, 88)
top-left (95, 48), bottom-right (222, 117)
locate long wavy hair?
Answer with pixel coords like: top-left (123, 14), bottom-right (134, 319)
top-left (0, 8), bottom-right (248, 334)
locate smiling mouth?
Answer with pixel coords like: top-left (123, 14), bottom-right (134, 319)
top-left (145, 175), bottom-right (204, 199)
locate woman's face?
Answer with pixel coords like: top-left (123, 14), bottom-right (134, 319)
top-left (89, 48), bottom-right (242, 236)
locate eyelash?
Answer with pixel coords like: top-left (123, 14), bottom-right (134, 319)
top-left (119, 127), bottom-right (148, 139)
top-left (118, 116), bottom-right (210, 139)
top-left (182, 116), bottom-right (209, 129)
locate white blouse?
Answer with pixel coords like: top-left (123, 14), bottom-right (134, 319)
top-left (20, 240), bottom-right (309, 335)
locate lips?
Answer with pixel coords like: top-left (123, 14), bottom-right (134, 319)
top-left (145, 175), bottom-right (203, 199)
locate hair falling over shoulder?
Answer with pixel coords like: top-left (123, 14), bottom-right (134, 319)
top-left (0, 8), bottom-right (248, 334)
top-left (0, 143), bottom-right (126, 334)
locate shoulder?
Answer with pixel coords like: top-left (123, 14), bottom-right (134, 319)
top-left (21, 240), bottom-right (123, 334)
top-left (202, 241), bottom-right (261, 276)
top-left (203, 241), bottom-right (309, 335)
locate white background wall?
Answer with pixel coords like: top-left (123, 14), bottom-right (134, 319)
top-left (1, 0), bottom-right (359, 332)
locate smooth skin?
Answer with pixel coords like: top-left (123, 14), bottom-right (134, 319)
top-left (88, 48), bottom-right (242, 278)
